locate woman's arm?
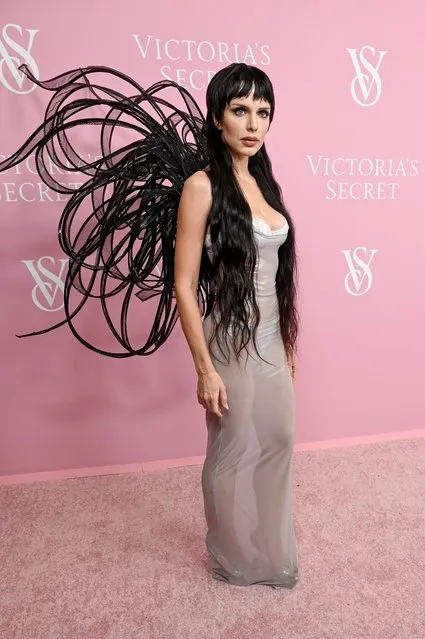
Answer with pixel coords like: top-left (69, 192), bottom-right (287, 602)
top-left (174, 171), bottom-right (229, 418)
top-left (174, 171), bottom-right (215, 375)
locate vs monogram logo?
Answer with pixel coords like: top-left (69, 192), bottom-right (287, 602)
top-left (0, 23), bottom-right (40, 94)
top-left (21, 256), bottom-right (68, 312)
top-left (341, 247), bottom-right (378, 296)
top-left (346, 45), bottom-right (388, 107)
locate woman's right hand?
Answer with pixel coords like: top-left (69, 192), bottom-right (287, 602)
top-left (197, 370), bottom-right (229, 418)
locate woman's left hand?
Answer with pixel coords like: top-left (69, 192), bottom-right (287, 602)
top-left (288, 355), bottom-right (297, 382)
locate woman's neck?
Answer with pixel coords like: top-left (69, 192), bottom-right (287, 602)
top-left (231, 152), bottom-right (250, 181)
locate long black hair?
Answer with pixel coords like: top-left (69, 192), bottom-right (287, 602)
top-left (201, 63), bottom-right (299, 366)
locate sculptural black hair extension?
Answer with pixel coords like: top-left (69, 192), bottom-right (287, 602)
top-left (0, 64), bottom-right (214, 356)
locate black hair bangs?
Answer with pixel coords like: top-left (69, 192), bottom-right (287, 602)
top-left (207, 63), bottom-right (275, 121)
top-left (231, 68), bottom-right (274, 106)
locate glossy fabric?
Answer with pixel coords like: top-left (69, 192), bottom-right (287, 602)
top-left (201, 217), bottom-right (300, 588)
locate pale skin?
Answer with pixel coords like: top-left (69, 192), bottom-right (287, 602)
top-left (174, 90), bottom-right (296, 418)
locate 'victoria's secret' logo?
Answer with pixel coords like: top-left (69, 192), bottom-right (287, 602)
top-left (132, 34), bottom-right (271, 90)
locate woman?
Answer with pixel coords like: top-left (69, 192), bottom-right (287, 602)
top-left (174, 64), bottom-right (300, 588)
top-left (0, 62), bottom-right (300, 588)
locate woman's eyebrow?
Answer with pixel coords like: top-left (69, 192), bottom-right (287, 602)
top-left (230, 102), bottom-right (271, 110)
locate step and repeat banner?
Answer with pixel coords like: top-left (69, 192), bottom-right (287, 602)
top-left (1, 1), bottom-right (424, 475)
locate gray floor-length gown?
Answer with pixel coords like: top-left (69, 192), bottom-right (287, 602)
top-left (201, 215), bottom-right (300, 589)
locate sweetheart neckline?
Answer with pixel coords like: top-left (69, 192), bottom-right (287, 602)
top-left (205, 216), bottom-right (289, 239)
top-left (252, 216), bottom-right (289, 233)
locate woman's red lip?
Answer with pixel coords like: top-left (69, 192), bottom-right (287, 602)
top-left (242, 137), bottom-right (259, 141)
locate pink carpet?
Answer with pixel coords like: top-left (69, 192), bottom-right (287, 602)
top-left (0, 438), bottom-right (424, 638)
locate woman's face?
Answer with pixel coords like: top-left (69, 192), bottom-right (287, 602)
top-left (216, 90), bottom-right (272, 157)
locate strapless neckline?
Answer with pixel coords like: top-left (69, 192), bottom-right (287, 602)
top-left (205, 216), bottom-right (289, 240)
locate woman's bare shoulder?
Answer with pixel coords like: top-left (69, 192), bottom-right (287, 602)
top-left (182, 170), bottom-right (212, 209)
top-left (185, 169), bottom-right (211, 190)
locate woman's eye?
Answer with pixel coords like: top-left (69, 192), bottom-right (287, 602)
top-left (232, 107), bottom-right (270, 117)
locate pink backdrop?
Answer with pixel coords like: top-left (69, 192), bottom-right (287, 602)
top-left (1, 0), bottom-right (424, 476)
